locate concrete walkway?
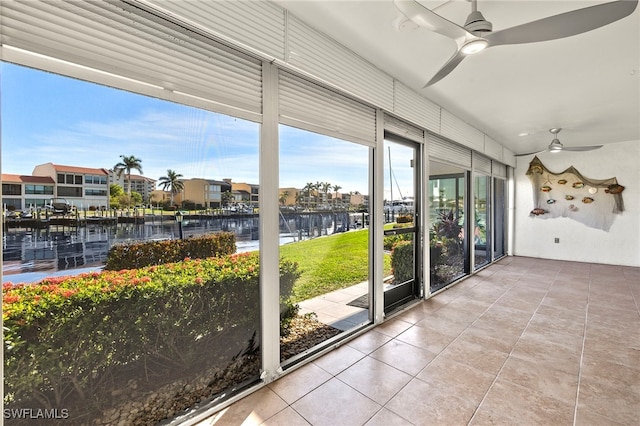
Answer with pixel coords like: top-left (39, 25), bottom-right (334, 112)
top-left (298, 281), bottom-right (370, 331)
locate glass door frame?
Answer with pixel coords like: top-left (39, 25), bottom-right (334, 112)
top-left (472, 172), bottom-right (491, 270)
top-left (492, 176), bottom-right (507, 261)
top-left (382, 134), bottom-right (423, 313)
top-left (427, 168), bottom-right (471, 294)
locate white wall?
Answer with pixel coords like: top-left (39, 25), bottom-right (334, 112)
top-left (514, 140), bottom-right (640, 267)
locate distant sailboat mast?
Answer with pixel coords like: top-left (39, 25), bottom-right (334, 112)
top-left (388, 146), bottom-right (404, 203)
top-left (389, 146), bottom-right (393, 205)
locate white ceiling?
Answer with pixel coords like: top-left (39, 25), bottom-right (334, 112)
top-left (272, 0), bottom-right (640, 155)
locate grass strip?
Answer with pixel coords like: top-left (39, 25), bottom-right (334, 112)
top-left (280, 229), bottom-right (391, 303)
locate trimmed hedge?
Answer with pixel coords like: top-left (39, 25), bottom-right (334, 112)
top-left (3, 252), bottom-right (300, 417)
top-left (104, 232), bottom-right (236, 270)
top-left (391, 240), bottom-right (414, 284)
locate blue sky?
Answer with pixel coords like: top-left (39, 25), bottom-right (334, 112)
top-left (2, 63), bottom-right (412, 199)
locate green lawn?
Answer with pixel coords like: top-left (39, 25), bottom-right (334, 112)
top-left (280, 229), bottom-right (391, 303)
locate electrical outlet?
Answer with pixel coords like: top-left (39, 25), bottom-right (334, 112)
top-left (554, 238), bottom-right (560, 243)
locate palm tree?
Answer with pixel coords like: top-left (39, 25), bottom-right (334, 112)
top-left (113, 155), bottom-right (143, 196)
top-left (320, 181), bottom-right (331, 208)
top-left (221, 190), bottom-right (234, 208)
top-left (158, 169), bottom-right (184, 207)
top-left (302, 182), bottom-right (315, 210)
top-left (332, 184), bottom-right (342, 208)
top-left (279, 190), bottom-right (290, 207)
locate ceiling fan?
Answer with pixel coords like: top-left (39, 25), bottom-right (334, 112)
top-left (516, 128), bottom-right (603, 156)
top-left (393, 0), bottom-right (639, 87)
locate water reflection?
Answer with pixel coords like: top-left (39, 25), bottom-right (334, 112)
top-left (2, 212), bottom-right (356, 282)
top-left (3, 216), bottom-right (256, 281)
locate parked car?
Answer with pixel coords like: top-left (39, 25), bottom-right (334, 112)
top-left (44, 198), bottom-right (72, 214)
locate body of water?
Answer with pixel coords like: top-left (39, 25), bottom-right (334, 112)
top-left (2, 212), bottom-right (355, 283)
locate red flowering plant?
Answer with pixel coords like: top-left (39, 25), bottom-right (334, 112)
top-left (3, 252), bottom-right (300, 418)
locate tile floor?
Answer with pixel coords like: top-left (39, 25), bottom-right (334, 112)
top-left (196, 256), bottom-right (640, 425)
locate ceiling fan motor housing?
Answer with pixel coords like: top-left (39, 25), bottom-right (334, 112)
top-left (464, 11), bottom-right (493, 34)
top-left (549, 138), bottom-right (564, 151)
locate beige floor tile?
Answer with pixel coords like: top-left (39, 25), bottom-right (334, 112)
top-left (580, 356), bottom-right (640, 392)
top-left (574, 405), bottom-right (626, 426)
top-left (540, 294), bottom-right (588, 312)
top-left (437, 332), bottom-right (509, 375)
top-left (337, 356), bottom-right (412, 405)
top-left (443, 297), bottom-right (492, 314)
top-left (465, 286), bottom-right (508, 304)
top-left (395, 324), bottom-right (456, 354)
top-left (587, 305), bottom-right (640, 328)
top-left (492, 294), bottom-right (540, 313)
top-left (385, 378), bottom-right (479, 426)
top-left (577, 376), bottom-right (640, 425)
top-left (201, 387), bottom-right (288, 426)
top-left (535, 303), bottom-right (587, 322)
top-left (470, 380), bottom-right (574, 425)
top-left (370, 317), bottom-right (413, 337)
top-left (527, 313), bottom-right (586, 339)
top-left (474, 305), bottom-right (532, 332)
top-left (425, 304), bottom-right (482, 328)
top-left (459, 325), bottom-right (519, 354)
top-left (498, 355), bottom-right (579, 404)
top-left (370, 339), bottom-right (437, 376)
top-left (582, 337), bottom-right (640, 370)
top-left (268, 363), bottom-right (332, 404)
top-left (260, 407), bottom-right (311, 426)
top-left (364, 408), bottom-right (413, 425)
top-left (416, 356), bottom-right (495, 402)
top-left (519, 325), bottom-right (584, 353)
top-left (413, 315), bottom-right (471, 338)
top-left (346, 329), bottom-right (393, 354)
top-left (394, 299), bottom-right (447, 323)
top-left (584, 321), bottom-right (640, 348)
top-left (511, 334), bottom-right (582, 375)
top-left (503, 284), bottom-right (548, 298)
top-left (312, 344), bottom-right (366, 376)
top-left (291, 378), bottom-right (381, 426)
top-left (470, 316), bottom-right (527, 339)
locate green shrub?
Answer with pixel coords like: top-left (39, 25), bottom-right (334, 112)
top-left (104, 232), bottom-right (236, 270)
top-left (3, 253), bottom-right (300, 416)
top-left (391, 240), bottom-right (414, 284)
top-left (383, 233), bottom-right (413, 251)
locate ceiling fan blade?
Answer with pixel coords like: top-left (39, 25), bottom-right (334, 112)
top-left (515, 149), bottom-right (546, 157)
top-left (561, 145), bottom-right (604, 152)
top-left (486, 0), bottom-right (638, 47)
top-left (393, 0), bottom-right (473, 41)
top-left (424, 49), bottom-right (467, 87)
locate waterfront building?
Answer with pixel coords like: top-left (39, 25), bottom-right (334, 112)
top-left (149, 189), bottom-right (172, 207)
top-left (30, 163), bottom-right (109, 210)
top-left (180, 178), bottom-right (232, 209)
top-left (346, 191), bottom-right (369, 210)
top-left (1, 174), bottom-right (56, 211)
top-left (278, 187), bottom-right (300, 208)
top-left (108, 172), bottom-right (156, 203)
top-left (229, 181), bottom-right (259, 206)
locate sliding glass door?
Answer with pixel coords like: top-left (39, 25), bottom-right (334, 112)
top-left (428, 162), bottom-right (468, 292)
top-left (383, 137), bottom-right (422, 312)
top-left (474, 174), bottom-right (491, 269)
top-left (493, 177), bottom-right (506, 260)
